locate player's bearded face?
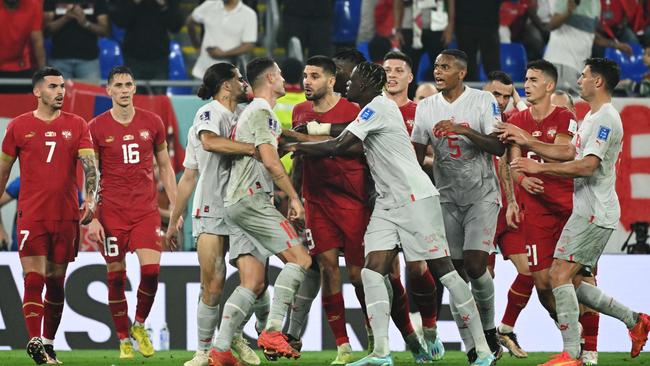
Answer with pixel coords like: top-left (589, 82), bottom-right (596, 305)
top-left (36, 76), bottom-right (65, 110)
top-left (383, 59), bottom-right (411, 95)
top-left (107, 74), bottom-right (136, 107)
top-left (303, 65), bottom-right (331, 101)
top-left (231, 70), bottom-right (249, 103)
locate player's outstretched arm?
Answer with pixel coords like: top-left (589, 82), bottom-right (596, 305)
top-left (166, 168), bottom-right (198, 249)
top-left (79, 154), bottom-right (98, 225)
top-left (199, 131), bottom-right (256, 156)
top-left (511, 155), bottom-right (600, 178)
top-left (288, 130), bottom-right (362, 158)
top-left (155, 148), bottom-right (178, 212)
top-left (413, 142), bottom-right (428, 167)
top-left (526, 133), bottom-right (576, 162)
top-left (435, 120), bottom-right (505, 156)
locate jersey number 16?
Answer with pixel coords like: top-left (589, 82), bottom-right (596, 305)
top-left (121, 143), bottom-right (140, 164)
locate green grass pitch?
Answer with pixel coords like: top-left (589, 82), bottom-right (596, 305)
top-left (1, 351), bottom-right (649, 366)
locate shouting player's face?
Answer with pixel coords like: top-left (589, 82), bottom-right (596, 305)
top-left (303, 65), bottom-right (333, 101)
top-left (383, 59), bottom-right (412, 96)
top-left (577, 65), bottom-right (597, 101)
top-left (524, 68), bottom-right (553, 105)
top-left (34, 75), bottom-right (65, 111)
top-left (107, 73), bottom-right (136, 108)
top-left (433, 54), bottom-right (464, 93)
top-left (484, 80), bottom-right (512, 113)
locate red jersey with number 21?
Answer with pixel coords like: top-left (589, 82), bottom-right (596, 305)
top-left (1, 111), bottom-right (93, 221)
top-left (509, 106), bottom-right (574, 213)
top-left (89, 108), bottom-right (167, 218)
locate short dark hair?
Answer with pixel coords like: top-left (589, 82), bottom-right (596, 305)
top-left (333, 47), bottom-right (367, 65)
top-left (383, 50), bottom-right (413, 70)
top-left (440, 49), bottom-right (468, 69)
top-left (487, 70), bottom-right (513, 85)
top-left (305, 55), bottom-right (337, 76)
top-left (526, 59), bottom-right (558, 84)
top-left (553, 90), bottom-right (575, 109)
top-left (197, 62), bottom-right (237, 100)
top-left (354, 62), bottom-right (387, 93)
top-left (585, 57), bottom-right (621, 94)
top-left (107, 66), bottom-right (134, 84)
top-left (32, 67), bottom-right (63, 87)
top-left (281, 58), bottom-right (304, 85)
top-left (246, 57), bottom-right (276, 89)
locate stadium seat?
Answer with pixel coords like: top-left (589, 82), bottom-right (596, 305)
top-left (167, 40), bottom-right (192, 95)
top-left (98, 38), bottom-right (124, 80)
top-left (605, 44), bottom-right (646, 83)
top-left (500, 42), bottom-right (527, 82)
top-left (332, 0), bottom-right (362, 44)
top-left (416, 54), bottom-right (432, 83)
top-left (357, 41), bottom-right (371, 62)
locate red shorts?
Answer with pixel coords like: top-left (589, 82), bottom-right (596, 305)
top-left (305, 200), bottom-right (369, 267)
top-left (494, 207), bottom-right (526, 259)
top-left (98, 207), bottom-right (162, 263)
top-left (17, 219), bottom-right (79, 264)
top-left (524, 210), bottom-right (571, 272)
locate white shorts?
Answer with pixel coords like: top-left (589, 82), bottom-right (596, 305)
top-left (192, 216), bottom-right (231, 238)
top-left (554, 213), bottom-right (613, 269)
top-left (441, 201), bottom-right (500, 260)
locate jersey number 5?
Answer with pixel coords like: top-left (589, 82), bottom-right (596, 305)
top-left (122, 143), bottom-right (140, 164)
top-left (448, 136), bottom-right (462, 158)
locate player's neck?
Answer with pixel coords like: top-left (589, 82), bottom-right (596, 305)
top-left (588, 93), bottom-right (611, 114)
top-left (253, 88), bottom-right (277, 109)
top-left (312, 93), bottom-right (339, 113)
top-left (110, 104), bottom-right (135, 124)
top-left (215, 93), bottom-right (237, 113)
top-left (34, 106), bottom-right (61, 122)
top-left (442, 84), bottom-right (465, 103)
top-left (357, 92), bottom-right (379, 108)
top-left (529, 98), bottom-right (554, 121)
top-left (386, 89), bottom-right (409, 107)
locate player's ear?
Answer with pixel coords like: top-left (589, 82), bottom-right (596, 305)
top-left (458, 68), bottom-right (466, 81)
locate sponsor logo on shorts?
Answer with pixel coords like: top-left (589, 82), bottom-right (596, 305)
top-left (45, 131), bottom-right (56, 137)
top-left (428, 246), bottom-right (439, 253)
top-left (360, 107), bottom-right (375, 121)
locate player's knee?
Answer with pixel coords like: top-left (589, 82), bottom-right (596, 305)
top-left (107, 270), bottom-right (127, 289)
top-left (405, 261), bottom-right (426, 279)
top-left (465, 262), bottom-right (487, 279)
top-left (320, 259), bottom-right (341, 281)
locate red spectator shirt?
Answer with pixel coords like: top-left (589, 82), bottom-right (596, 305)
top-left (0, 0), bottom-right (43, 71)
top-left (1, 111), bottom-right (93, 221)
top-left (509, 107), bottom-right (575, 214)
top-left (292, 97), bottom-right (369, 209)
top-left (398, 100), bottom-right (417, 136)
top-left (89, 108), bottom-right (166, 218)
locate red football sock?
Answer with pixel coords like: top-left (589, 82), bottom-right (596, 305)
top-left (107, 270), bottom-right (129, 340)
top-left (389, 276), bottom-right (415, 337)
top-left (23, 272), bottom-right (45, 338)
top-left (409, 269), bottom-right (438, 328)
top-left (354, 285), bottom-right (370, 326)
top-left (43, 276), bottom-right (65, 340)
top-left (135, 264), bottom-right (159, 324)
top-left (501, 273), bottom-right (535, 328)
top-left (580, 311), bottom-right (600, 352)
top-left (323, 292), bottom-right (350, 346)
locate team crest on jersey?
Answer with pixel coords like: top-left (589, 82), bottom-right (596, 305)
top-left (123, 134), bottom-right (134, 141)
top-left (199, 111), bottom-right (210, 122)
top-left (139, 130), bottom-right (151, 141)
top-left (597, 125), bottom-right (611, 142)
top-left (547, 127), bottom-right (557, 139)
top-left (61, 130), bottom-right (72, 139)
top-left (24, 131), bottom-right (35, 139)
top-left (532, 130), bottom-right (542, 137)
top-left (45, 131), bottom-right (56, 137)
top-left (360, 107), bottom-right (375, 121)
top-left (405, 119), bottom-right (414, 129)
top-left (105, 136), bottom-right (114, 143)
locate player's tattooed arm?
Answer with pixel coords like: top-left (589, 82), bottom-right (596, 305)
top-left (79, 155), bottom-right (98, 224)
top-left (500, 148), bottom-right (520, 229)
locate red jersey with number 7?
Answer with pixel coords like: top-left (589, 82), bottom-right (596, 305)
top-left (508, 106), bottom-right (575, 213)
top-left (1, 111), bottom-right (94, 221)
top-left (89, 108), bottom-right (167, 218)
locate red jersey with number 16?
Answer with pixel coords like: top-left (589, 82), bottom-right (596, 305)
top-left (292, 97), bottom-right (368, 209)
top-left (89, 108), bottom-right (167, 218)
top-left (508, 106), bottom-right (575, 213)
top-left (1, 111), bottom-right (94, 221)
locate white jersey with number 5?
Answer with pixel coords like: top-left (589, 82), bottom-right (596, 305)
top-left (411, 87), bottom-right (501, 206)
top-left (571, 103), bottom-right (623, 229)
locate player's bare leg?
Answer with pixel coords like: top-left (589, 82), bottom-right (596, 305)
top-left (21, 256), bottom-right (49, 365)
top-left (42, 261), bottom-right (68, 364)
top-left (579, 275), bottom-right (599, 366)
top-left (532, 268), bottom-right (556, 318)
top-left (128, 248), bottom-right (160, 358)
top-left (315, 248), bottom-right (354, 364)
top-left (185, 234), bottom-right (227, 366)
top-left (212, 254), bottom-right (266, 365)
top-left (498, 253), bottom-right (532, 358)
top-left (257, 245), bottom-right (312, 359)
top-left (459, 250), bottom-right (502, 360)
top-left (388, 258), bottom-right (431, 363)
top-left (404, 260), bottom-right (445, 360)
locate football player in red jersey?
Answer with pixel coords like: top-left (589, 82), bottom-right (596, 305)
top-left (0, 67), bottom-right (97, 365)
top-left (86, 66), bottom-right (177, 359)
top-left (383, 50), bottom-right (444, 361)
